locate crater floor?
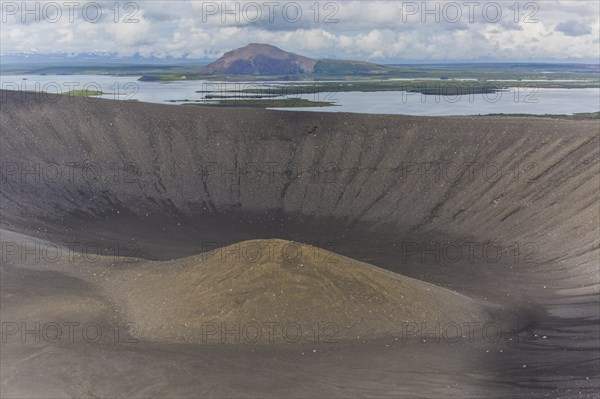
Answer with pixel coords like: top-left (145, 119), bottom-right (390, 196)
top-left (1, 91), bottom-right (598, 398)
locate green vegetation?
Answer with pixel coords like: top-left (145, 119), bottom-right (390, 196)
top-left (211, 78), bottom-right (598, 96)
top-left (484, 111), bottom-right (600, 120)
top-left (138, 74), bottom-right (189, 81)
top-left (5, 61), bottom-right (599, 82)
top-left (313, 59), bottom-right (392, 75)
top-left (63, 89), bottom-right (105, 96)
top-left (183, 98), bottom-right (336, 108)
top-left (572, 111), bottom-right (600, 119)
top-left (132, 63), bottom-right (600, 82)
top-left (219, 80), bottom-right (507, 96)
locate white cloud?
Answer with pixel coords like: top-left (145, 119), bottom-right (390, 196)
top-left (0, 1), bottom-right (598, 62)
top-left (556, 19), bottom-right (593, 36)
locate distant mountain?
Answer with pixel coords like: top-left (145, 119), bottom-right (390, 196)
top-left (200, 43), bottom-right (392, 76)
top-left (200, 43), bottom-right (317, 75)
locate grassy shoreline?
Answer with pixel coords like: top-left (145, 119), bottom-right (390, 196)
top-left (183, 98), bottom-right (336, 108)
top-left (199, 80), bottom-right (599, 97)
top-left (480, 111), bottom-right (600, 120)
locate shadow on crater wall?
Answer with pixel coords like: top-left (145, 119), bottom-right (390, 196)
top-left (1, 91), bottom-right (598, 397)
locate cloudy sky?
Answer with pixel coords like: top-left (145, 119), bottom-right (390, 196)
top-left (1, 1), bottom-right (599, 62)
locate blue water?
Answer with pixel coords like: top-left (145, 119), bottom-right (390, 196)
top-left (1, 74), bottom-right (598, 116)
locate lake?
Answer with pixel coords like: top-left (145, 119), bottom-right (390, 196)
top-left (2, 74), bottom-right (598, 116)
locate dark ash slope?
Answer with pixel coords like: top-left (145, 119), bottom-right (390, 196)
top-left (0, 90), bottom-right (598, 397)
